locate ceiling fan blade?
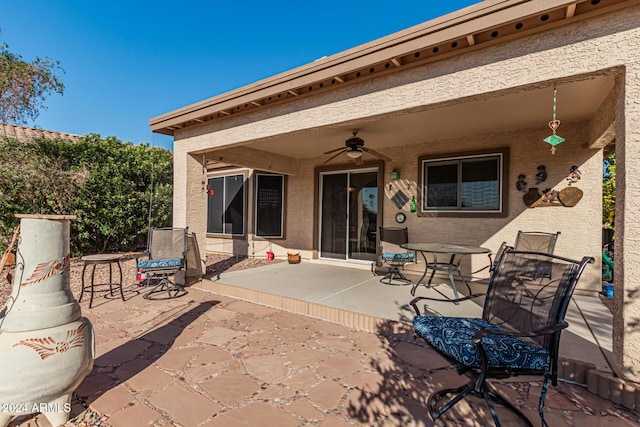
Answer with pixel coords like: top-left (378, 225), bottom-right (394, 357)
top-left (321, 150), bottom-right (346, 165)
top-left (323, 147), bottom-right (346, 155)
top-left (362, 147), bottom-right (391, 161)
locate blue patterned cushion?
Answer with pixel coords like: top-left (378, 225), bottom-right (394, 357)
top-left (382, 252), bottom-right (415, 261)
top-left (413, 316), bottom-right (550, 371)
top-left (138, 258), bottom-right (182, 269)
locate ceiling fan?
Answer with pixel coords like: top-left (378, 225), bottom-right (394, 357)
top-left (322, 130), bottom-right (391, 165)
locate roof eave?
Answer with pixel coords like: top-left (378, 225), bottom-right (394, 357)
top-left (150, 0), bottom-right (637, 135)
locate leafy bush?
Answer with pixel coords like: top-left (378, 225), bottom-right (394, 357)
top-left (0, 134), bottom-right (172, 256)
top-left (603, 152), bottom-right (615, 230)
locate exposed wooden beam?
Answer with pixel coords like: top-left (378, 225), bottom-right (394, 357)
top-left (194, 118), bottom-right (204, 123)
top-left (251, 101), bottom-right (262, 107)
top-left (288, 90), bottom-right (299, 96)
top-left (466, 34), bottom-right (476, 46)
top-left (391, 58), bottom-right (401, 67)
top-left (566, 4), bottom-right (577, 18)
top-left (219, 110), bottom-right (231, 116)
top-left (333, 76), bottom-right (344, 83)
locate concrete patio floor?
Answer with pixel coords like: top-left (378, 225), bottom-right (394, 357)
top-left (9, 262), bottom-right (639, 427)
top-left (203, 260), bottom-right (616, 374)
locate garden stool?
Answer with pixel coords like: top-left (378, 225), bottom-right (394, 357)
top-left (79, 254), bottom-right (125, 308)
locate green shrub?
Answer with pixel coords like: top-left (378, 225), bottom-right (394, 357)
top-left (0, 134), bottom-right (172, 256)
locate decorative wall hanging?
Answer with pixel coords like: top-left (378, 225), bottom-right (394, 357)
top-left (391, 190), bottom-right (410, 209)
top-left (543, 88), bottom-right (565, 154)
top-left (535, 165), bottom-right (547, 184)
top-left (523, 166), bottom-right (583, 208)
top-left (516, 174), bottom-right (528, 192)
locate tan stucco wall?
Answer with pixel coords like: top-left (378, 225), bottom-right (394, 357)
top-left (614, 62), bottom-right (640, 381)
top-left (172, 6), bottom-right (640, 381)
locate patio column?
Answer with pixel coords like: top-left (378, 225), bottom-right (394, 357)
top-left (613, 65), bottom-right (640, 383)
top-left (173, 148), bottom-right (206, 280)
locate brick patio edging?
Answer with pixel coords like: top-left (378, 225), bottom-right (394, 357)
top-left (195, 279), bottom-right (640, 414)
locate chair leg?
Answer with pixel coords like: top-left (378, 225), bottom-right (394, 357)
top-left (428, 380), bottom-right (534, 427)
top-left (143, 275), bottom-right (188, 300)
top-left (428, 382), bottom-right (474, 421)
top-left (380, 266), bottom-right (411, 285)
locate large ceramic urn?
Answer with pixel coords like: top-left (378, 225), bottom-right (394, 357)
top-left (0, 215), bottom-right (94, 427)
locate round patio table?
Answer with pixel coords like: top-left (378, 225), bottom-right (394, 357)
top-left (400, 243), bottom-right (490, 303)
top-left (79, 254), bottom-right (125, 308)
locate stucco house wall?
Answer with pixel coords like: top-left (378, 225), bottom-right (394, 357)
top-left (160, 2), bottom-right (640, 382)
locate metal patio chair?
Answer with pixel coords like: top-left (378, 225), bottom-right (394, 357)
top-left (378, 227), bottom-right (415, 285)
top-left (475, 230), bottom-right (561, 275)
top-left (136, 227), bottom-right (189, 300)
top-left (411, 248), bottom-right (593, 426)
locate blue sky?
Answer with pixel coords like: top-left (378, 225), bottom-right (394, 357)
top-left (3, 1), bottom-right (479, 151)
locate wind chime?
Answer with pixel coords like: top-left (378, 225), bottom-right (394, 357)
top-left (543, 86), bottom-right (565, 154)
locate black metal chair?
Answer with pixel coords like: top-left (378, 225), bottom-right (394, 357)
top-left (136, 227), bottom-right (189, 300)
top-left (378, 227), bottom-right (415, 285)
top-left (411, 249), bottom-right (593, 426)
top-left (475, 230), bottom-right (560, 275)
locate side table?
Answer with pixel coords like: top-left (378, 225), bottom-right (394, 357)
top-left (79, 254), bottom-right (125, 308)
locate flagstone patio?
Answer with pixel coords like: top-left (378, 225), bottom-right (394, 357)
top-left (8, 273), bottom-right (640, 427)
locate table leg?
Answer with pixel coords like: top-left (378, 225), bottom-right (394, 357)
top-left (411, 251), bottom-right (430, 296)
top-left (447, 254), bottom-right (460, 302)
top-left (90, 264), bottom-right (97, 308)
top-left (108, 263), bottom-right (114, 296)
top-left (79, 263), bottom-right (88, 303)
top-left (117, 261), bottom-right (125, 302)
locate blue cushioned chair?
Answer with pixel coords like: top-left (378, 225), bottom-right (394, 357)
top-left (137, 227), bottom-right (189, 300)
top-left (410, 249), bottom-right (593, 427)
top-left (378, 227), bottom-right (415, 285)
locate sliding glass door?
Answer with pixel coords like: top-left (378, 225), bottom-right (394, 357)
top-left (319, 169), bottom-right (378, 262)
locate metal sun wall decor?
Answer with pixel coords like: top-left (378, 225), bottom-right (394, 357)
top-left (543, 87), bottom-right (565, 154)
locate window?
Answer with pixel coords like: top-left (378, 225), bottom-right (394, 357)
top-left (207, 174), bottom-right (245, 235)
top-left (255, 174), bottom-right (285, 238)
top-left (420, 150), bottom-right (506, 214)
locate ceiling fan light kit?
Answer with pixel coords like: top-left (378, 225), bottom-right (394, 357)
top-left (321, 130), bottom-right (391, 165)
top-left (346, 149), bottom-right (363, 159)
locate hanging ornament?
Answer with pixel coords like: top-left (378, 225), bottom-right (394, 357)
top-left (543, 87), bottom-right (565, 154)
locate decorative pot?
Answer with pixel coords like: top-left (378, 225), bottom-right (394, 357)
top-left (0, 214), bottom-right (95, 427)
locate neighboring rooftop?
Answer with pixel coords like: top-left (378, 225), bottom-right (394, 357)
top-left (0, 122), bottom-right (81, 143)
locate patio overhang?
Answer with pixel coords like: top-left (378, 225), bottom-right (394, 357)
top-left (150, 0), bottom-right (637, 139)
top-left (197, 72), bottom-right (616, 174)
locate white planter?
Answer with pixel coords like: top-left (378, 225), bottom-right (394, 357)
top-left (0, 215), bottom-right (95, 427)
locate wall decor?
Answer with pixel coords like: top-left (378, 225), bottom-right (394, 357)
top-left (391, 190), bottom-right (410, 209)
top-left (523, 166), bottom-right (583, 208)
top-left (536, 165), bottom-right (547, 184)
top-left (516, 174), bottom-right (528, 192)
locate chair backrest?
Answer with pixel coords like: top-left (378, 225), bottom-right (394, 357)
top-left (149, 227), bottom-right (188, 261)
top-left (379, 227), bottom-right (409, 252)
top-left (483, 249), bottom-right (593, 381)
top-left (513, 231), bottom-right (560, 253)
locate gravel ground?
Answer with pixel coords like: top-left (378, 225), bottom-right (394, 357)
top-left (0, 252), bottom-right (281, 427)
top-left (0, 252), bottom-right (281, 307)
